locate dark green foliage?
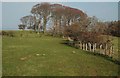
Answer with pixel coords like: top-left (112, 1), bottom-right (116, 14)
top-left (18, 24), bottom-right (26, 30)
top-left (1, 31), bottom-right (15, 37)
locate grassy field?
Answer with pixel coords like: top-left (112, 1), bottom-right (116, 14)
top-left (2, 31), bottom-right (119, 76)
top-left (112, 36), bottom-right (119, 60)
top-left (0, 35), bottom-right (2, 77)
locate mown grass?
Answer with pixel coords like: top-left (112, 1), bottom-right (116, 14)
top-left (2, 31), bottom-right (119, 76)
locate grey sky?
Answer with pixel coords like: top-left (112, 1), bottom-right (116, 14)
top-left (2, 2), bottom-right (118, 30)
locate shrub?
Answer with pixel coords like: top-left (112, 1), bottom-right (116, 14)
top-left (1, 31), bottom-right (15, 37)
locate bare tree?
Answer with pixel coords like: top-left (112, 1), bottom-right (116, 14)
top-left (49, 3), bottom-right (87, 36)
top-left (32, 3), bottom-right (51, 33)
top-left (20, 15), bottom-right (35, 30)
top-left (50, 4), bottom-right (65, 35)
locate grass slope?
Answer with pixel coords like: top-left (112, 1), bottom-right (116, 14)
top-left (0, 35), bottom-right (2, 77)
top-left (2, 31), bottom-right (119, 76)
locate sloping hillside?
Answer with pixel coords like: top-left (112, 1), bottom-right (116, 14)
top-left (2, 31), bottom-right (119, 76)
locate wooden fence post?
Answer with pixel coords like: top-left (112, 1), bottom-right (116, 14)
top-left (86, 43), bottom-right (88, 51)
top-left (94, 43), bottom-right (96, 51)
top-left (93, 43), bottom-right (95, 52)
top-left (112, 46), bottom-right (114, 56)
top-left (109, 46), bottom-right (112, 57)
top-left (79, 42), bottom-right (82, 49)
top-left (105, 44), bottom-right (107, 55)
top-left (88, 43), bottom-right (91, 51)
top-left (110, 45), bottom-right (114, 57)
top-left (83, 43), bottom-right (85, 50)
top-left (100, 44), bottom-right (103, 54)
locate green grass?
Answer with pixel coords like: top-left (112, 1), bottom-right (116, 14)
top-left (2, 31), bottom-right (119, 76)
top-left (112, 36), bottom-right (119, 60)
top-left (0, 35), bottom-right (2, 77)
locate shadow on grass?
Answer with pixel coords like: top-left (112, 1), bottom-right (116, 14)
top-left (84, 51), bottom-right (120, 65)
top-left (61, 40), bottom-right (120, 66)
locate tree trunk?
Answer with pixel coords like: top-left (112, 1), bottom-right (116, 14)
top-left (43, 16), bottom-right (47, 33)
top-left (33, 14), bottom-right (36, 32)
top-left (37, 23), bottom-right (41, 34)
top-left (59, 19), bottom-right (62, 34)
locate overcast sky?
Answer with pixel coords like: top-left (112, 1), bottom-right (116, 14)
top-left (2, 2), bottom-right (118, 30)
